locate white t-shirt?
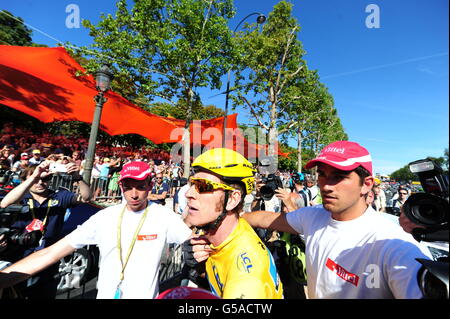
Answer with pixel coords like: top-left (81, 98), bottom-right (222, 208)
top-left (307, 185), bottom-right (319, 204)
top-left (66, 202), bottom-right (192, 299)
top-left (171, 166), bottom-right (181, 178)
top-left (286, 205), bottom-right (432, 299)
top-left (175, 184), bottom-right (189, 215)
top-left (263, 195), bottom-right (281, 213)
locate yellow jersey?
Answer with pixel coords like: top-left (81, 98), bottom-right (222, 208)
top-left (205, 218), bottom-right (284, 299)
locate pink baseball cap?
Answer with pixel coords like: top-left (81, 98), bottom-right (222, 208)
top-left (119, 161), bottom-right (152, 182)
top-left (305, 141), bottom-right (373, 175)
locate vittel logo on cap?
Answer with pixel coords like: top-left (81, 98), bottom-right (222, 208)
top-left (323, 147), bottom-right (345, 155)
top-left (126, 166), bottom-right (141, 171)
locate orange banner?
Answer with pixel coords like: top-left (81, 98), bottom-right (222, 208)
top-left (0, 45), bottom-right (287, 158)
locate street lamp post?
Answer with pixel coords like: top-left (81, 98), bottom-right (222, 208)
top-left (82, 64), bottom-right (113, 184)
top-left (222, 12), bottom-right (266, 147)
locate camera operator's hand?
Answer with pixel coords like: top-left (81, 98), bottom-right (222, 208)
top-left (275, 187), bottom-right (290, 202)
top-left (399, 207), bottom-right (425, 234)
top-left (275, 187), bottom-right (298, 212)
top-left (65, 162), bottom-right (81, 177)
top-left (31, 161), bottom-right (52, 182)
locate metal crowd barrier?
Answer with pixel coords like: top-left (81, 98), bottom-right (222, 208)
top-left (159, 243), bottom-right (184, 282)
top-left (158, 243), bottom-right (187, 292)
top-left (48, 173), bottom-right (123, 203)
top-left (49, 174), bottom-right (182, 204)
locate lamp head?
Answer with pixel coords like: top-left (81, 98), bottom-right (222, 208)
top-left (256, 14), bottom-right (266, 24)
top-left (95, 64), bottom-right (113, 93)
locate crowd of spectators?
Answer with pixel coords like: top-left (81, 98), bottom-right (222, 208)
top-left (0, 122), bottom-right (172, 167)
top-left (1, 121), bottom-right (415, 212)
top-left (0, 122), bottom-right (186, 203)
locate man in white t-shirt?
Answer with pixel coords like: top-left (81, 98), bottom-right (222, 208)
top-left (242, 141), bottom-right (432, 299)
top-left (0, 161), bottom-right (192, 299)
top-left (175, 180), bottom-right (190, 218)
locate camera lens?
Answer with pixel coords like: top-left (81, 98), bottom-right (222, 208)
top-left (9, 230), bottom-right (41, 247)
top-left (260, 185), bottom-right (274, 200)
top-left (418, 203), bottom-right (442, 221)
top-left (404, 193), bottom-right (449, 227)
top-left (418, 260), bottom-right (449, 299)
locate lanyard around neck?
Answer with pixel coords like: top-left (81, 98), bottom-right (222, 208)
top-left (154, 183), bottom-right (163, 192)
top-left (117, 205), bottom-right (149, 282)
top-left (28, 198), bottom-right (53, 231)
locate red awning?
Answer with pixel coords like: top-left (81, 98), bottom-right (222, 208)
top-left (0, 45), bottom-right (288, 158)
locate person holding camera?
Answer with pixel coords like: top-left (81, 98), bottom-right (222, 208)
top-left (0, 160), bottom-right (91, 298)
top-left (242, 141), bottom-right (432, 298)
top-left (250, 174), bottom-right (284, 243)
top-left (252, 174), bottom-right (282, 213)
top-left (392, 187), bottom-right (409, 214)
top-left (182, 148), bottom-right (283, 299)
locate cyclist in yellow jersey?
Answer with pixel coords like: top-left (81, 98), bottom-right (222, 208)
top-left (183, 148), bottom-right (283, 299)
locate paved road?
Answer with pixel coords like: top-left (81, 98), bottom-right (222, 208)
top-left (56, 277), bottom-right (98, 299)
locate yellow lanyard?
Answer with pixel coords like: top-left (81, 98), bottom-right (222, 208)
top-left (117, 205), bottom-right (149, 282)
top-left (28, 198), bottom-right (53, 233)
top-left (153, 183), bottom-right (162, 193)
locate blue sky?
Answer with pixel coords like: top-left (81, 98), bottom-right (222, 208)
top-left (1, 0), bottom-right (448, 175)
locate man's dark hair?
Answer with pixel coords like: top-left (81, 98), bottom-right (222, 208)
top-left (398, 186), bottom-right (409, 194)
top-left (20, 164), bottom-right (39, 181)
top-left (354, 166), bottom-right (371, 185)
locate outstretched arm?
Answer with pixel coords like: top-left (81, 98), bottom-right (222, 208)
top-left (242, 211), bottom-right (298, 234)
top-left (0, 237), bottom-right (76, 289)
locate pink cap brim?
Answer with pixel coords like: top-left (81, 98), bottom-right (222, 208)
top-left (119, 169), bottom-right (151, 182)
top-left (305, 154), bottom-right (372, 175)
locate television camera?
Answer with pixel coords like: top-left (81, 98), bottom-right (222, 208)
top-left (402, 158), bottom-right (449, 299)
top-left (257, 156), bottom-right (283, 201)
top-left (0, 205), bottom-right (42, 258)
top-left (260, 174), bottom-right (284, 201)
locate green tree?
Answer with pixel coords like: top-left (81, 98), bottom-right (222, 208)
top-left (232, 1), bottom-right (306, 164)
top-left (0, 10), bottom-right (47, 47)
top-left (390, 156), bottom-right (446, 182)
top-left (279, 67), bottom-right (346, 172)
top-left (77, 0), bottom-right (236, 176)
top-left (147, 102), bottom-right (224, 120)
top-left (390, 165), bottom-right (416, 182)
top-left (0, 10), bottom-right (33, 46)
top-left (444, 148), bottom-right (449, 173)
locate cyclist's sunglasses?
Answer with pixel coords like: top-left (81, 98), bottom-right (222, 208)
top-left (189, 177), bottom-right (235, 193)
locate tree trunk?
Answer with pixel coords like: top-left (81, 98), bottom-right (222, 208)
top-left (267, 126), bottom-right (278, 174)
top-left (182, 125), bottom-right (190, 178)
top-left (183, 89), bottom-right (194, 178)
top-left (297, 128), bottom-right (302, 173)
